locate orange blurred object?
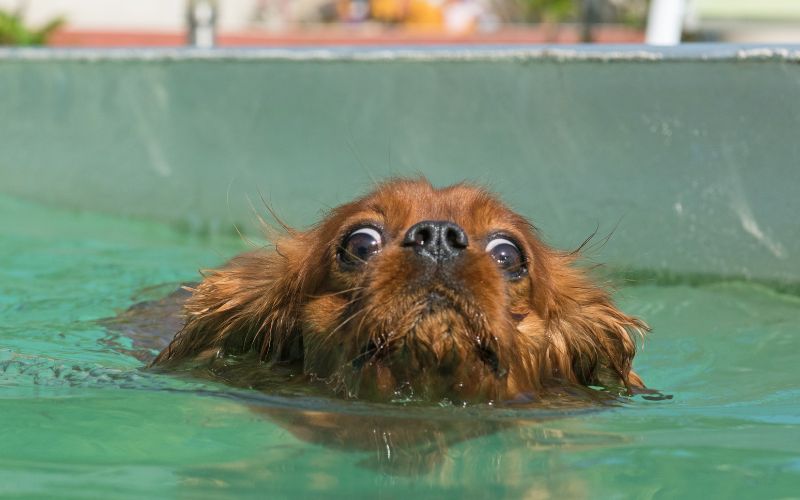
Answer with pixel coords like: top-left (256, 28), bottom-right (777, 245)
top-left (371, 0), bottom-right (407, 22)
top-left (406, 0), bottom-right (444, 29)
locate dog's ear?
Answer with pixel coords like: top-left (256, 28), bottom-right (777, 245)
top-left (531, 251), bottom-right (647, 392)
top-left (152, 232), bottom-right (325, 367)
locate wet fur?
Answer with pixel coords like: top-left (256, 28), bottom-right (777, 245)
top-left (153, 178), bottom-right (647, 403)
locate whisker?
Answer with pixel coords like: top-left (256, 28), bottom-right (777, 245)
top-left (306, 297), bottom-right (370, 362)
top-left (308, 308), bottom-right (371, 365)
top-left (354, 301), bottom-right (379, 345)
top-left (257, 188), bottom-right (295, 236)
top-left (305, 286), bottom-right (365, 299)
top-left (327, 305), bottom-right (367, 339)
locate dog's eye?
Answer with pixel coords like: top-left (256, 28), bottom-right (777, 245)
top-left (339, 227), bottom-right (383, 267)
top-left (485, 237), bottom-right (526, 280)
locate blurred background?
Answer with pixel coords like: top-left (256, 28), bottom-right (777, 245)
top-left (1, 0), bottom-right (799, 48)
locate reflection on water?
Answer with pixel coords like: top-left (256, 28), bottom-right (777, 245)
top-left (253, 405), bottom-right (630, 475)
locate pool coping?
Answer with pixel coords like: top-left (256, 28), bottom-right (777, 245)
top-left (1, 43), bottom-right (800, 62)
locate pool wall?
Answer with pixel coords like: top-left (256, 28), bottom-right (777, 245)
top-left (1, 45), bottom-right (799, 284)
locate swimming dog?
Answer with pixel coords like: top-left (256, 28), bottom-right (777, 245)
top-left (152, 178), bottom-right (646, 404)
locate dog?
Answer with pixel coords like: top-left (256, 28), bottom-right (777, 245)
top-left (151, 178), bottom-right (647, 404)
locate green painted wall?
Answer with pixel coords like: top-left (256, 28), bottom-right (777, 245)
top-left (1, 46), bottom-right (799, 284)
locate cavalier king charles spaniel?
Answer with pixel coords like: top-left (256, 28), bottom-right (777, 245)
top-left (152, 178), bottom-right (647, 404)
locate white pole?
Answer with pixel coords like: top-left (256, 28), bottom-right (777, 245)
top-left (187, 0), bottom-right (217, 48)
top-left (645, 0), bottom-right (687, 45)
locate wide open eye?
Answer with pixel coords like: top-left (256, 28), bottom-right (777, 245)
top-left (338, 227), bottom-right (383, 268)
top-left (485, 237), bottom-right (527, 280)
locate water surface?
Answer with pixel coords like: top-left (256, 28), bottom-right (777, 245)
top-left (1, 195), bottom-right (798, 498)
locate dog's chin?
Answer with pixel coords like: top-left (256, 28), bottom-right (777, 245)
top-left (343, 298), bottom-right (507, 402)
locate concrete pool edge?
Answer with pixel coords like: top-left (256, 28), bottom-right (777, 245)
top-left (2, 43), bottom-right (800, 62)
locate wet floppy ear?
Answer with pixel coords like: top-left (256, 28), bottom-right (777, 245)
top-left (152, 232), bottom-right (325, 367)
top-left (529, 249), bottom-right (648, 392)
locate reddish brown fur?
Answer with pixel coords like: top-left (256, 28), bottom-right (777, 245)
top-left (153, 178), bottom-right (647, 402)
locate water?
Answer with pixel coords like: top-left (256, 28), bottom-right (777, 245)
top-left (2, 194), bottom-right (798, 499)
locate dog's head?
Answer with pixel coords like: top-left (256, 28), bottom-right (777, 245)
top-left (154, 179), bottom-right (646, 402)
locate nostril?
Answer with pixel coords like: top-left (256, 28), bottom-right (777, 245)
top-left (403, 222), bottom-right (436, 248)
top-left (444, 226), bottom-right (468, 249)
top-left (444, 228), bottom-right (456, 246)
top-left (415, 228), bottom-right (431, 246)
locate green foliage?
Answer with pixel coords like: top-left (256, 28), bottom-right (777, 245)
top-left (513, 0), bottom-right (649, 25)
top-left (518, 0), bottom-right (578, 23)
top-left (0, 9), bottom-right (64, 46)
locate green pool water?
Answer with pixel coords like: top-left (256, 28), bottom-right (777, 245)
top-left (1, 193), bottom-right (798, 499)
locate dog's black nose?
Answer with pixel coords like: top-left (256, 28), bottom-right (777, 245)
top-left (402, 220), bottom-right (468, 263)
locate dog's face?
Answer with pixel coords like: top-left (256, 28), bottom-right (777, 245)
top-left (154, 179), bottom-right (646, 403)
top-left (302, 181), bottom-right (554, 401)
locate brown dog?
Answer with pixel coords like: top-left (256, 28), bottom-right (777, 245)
top-left (152, 178), bottom-right (646, 404)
